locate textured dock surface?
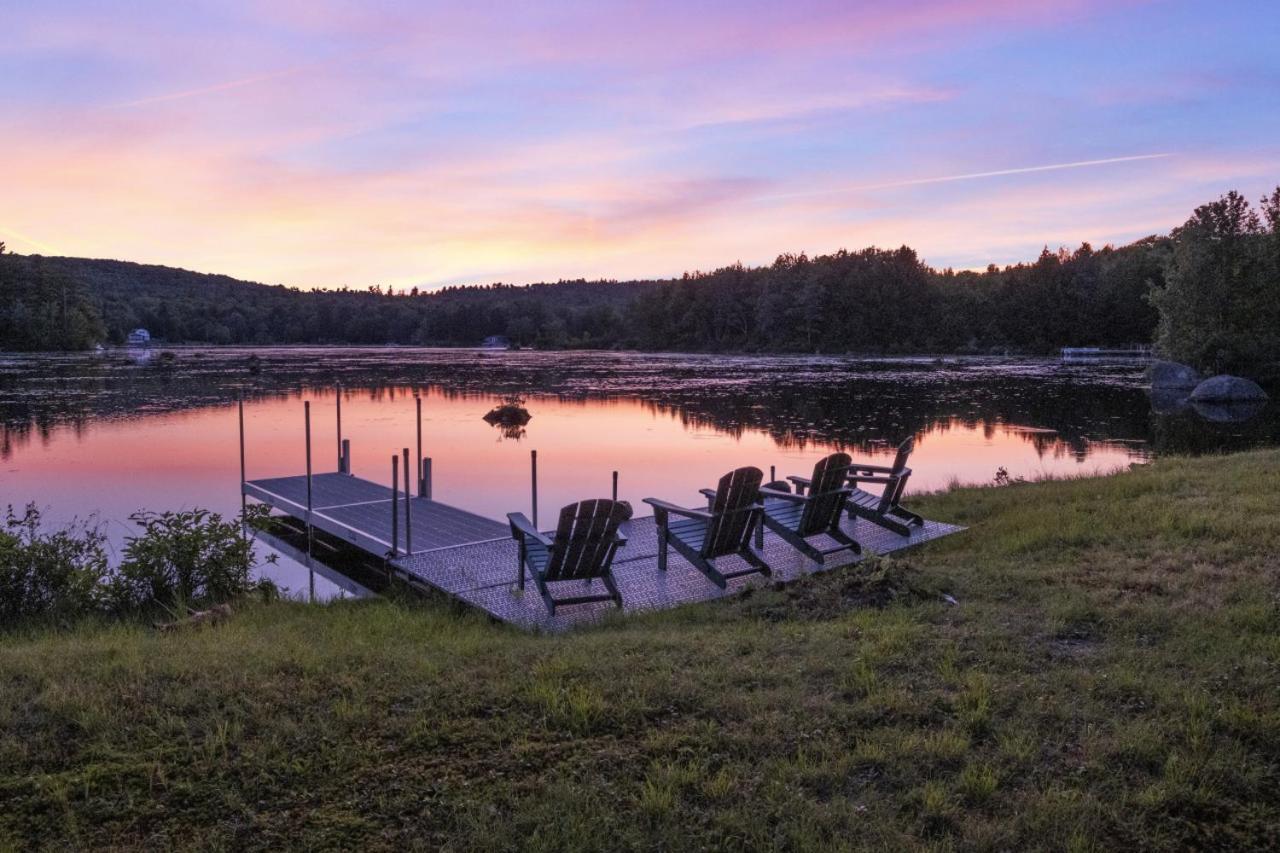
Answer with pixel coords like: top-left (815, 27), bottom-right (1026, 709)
top-left (246, 473), bottom-right (964, 631)
top-left (245, 473), bottom-right (508, 557)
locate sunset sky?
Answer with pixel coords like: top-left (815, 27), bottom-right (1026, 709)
top-left (4, 1), bottom-right (1278, 290)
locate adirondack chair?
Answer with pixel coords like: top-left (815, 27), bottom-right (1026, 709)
top-left (508, 499), bottom-right (631, 614)
top-left (786, 439), bottom-right (923, 536)
top-left (843, 437), bottom-right (924, 535)
top-left (760, 452), bottom-right (860, 563)
top-left (643, 466), bottom-right (769, 589)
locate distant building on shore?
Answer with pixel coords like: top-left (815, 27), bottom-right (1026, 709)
top-left (126, 328), bottom-right (152, 347)
top-left (481, 335), bottom-right (511, 349)
top-left (1060, 345), bottom-right (1152, 362)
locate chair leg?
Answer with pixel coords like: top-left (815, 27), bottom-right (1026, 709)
top-left (763, 515), bottom-right (816, 563)
top-left (657, 530), bottom-right (668, 571)
top-left (852, 505), bottom-right (913, 536)
top-left (895, 506), bottom-right (925, 526)
top-left (740, 547), bottom-right (771, 577)
top-left (602, 572), bottom-right (623, 609)
top-left (698, 558), bottom-right (728, 589)
top-left (682, 552), bottom-right (727, 589)
top-left (828, 527), bottom-right (862, 555)
top-left (535, 576), bottom-right (557, 615)
top-left (799, 541), bottom-right (824, 564)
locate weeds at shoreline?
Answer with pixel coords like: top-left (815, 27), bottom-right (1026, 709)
top-left (0, 504), bottom-right (274, 628)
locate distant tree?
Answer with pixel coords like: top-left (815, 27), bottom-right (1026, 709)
top-left (1150, 189), bottom-right (1279, 372)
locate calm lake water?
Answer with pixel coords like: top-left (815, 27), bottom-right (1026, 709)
top-left (3, 347), bottom-right (1276, 599)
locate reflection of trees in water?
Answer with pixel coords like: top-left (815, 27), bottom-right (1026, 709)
top-left (635, 378), bottom-right (1163, 462)
top-left (2, 349), bottom-right (1277, 462)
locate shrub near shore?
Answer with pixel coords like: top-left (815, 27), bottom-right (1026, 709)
top-left (0, 505), bottom-right (270, 625)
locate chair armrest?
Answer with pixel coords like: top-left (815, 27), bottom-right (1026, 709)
top-left (760, 486), bottom-right (809, 504)
top-left (850, 476), bottom-right (897, 486)
top-left (698, 488), bottom-right (717, 500)
top-left (507, 512), bottom-right (552, 548)
top-left (787, 475), bottom-right (812, 494)
top-left (849, 463), bottom-right (895, 474)
top-left (642, 498), bottom-right (714, 521)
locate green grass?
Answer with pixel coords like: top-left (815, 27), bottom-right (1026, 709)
top-left (3, 450), bottom-right (1279, 851)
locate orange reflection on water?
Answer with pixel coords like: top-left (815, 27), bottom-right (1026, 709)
top-left (1, 386), bottom-right (1140, 540)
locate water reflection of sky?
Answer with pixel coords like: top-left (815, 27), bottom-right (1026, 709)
top-left (2, 388), bottom-right (1136, 598)
top-left (2, 349), bottom-right (1275, 598)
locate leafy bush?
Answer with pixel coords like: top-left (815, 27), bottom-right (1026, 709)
top-left (1, 504), bottom-right (271, 626)
top-left (0, 504), bottom-right (109, 623)
top-left (110, 508), bottom-right (262, 612)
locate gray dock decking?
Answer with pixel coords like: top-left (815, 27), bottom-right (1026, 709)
top-left (245, 473), bottom-right (964, 631)
top-left (245, 472), bottom-right (509, 557)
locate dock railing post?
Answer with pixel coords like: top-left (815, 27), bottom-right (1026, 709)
top-left (423, 457), bottom-right (432, 500)
top-left (341, 439), bottom-right (351, 475)
top-left (238, 397), bottom-right (249, 573)
top-left (530, 449), bottom-right (538, 529)
top-left (238, 398), bottom-right (247, 518)
top-left (390, 455), bottom-right (399, 558)
top-left (402, 448), bottom-right (412, 555)
top-left (612, 470), bottom-right (618, 502)
top-left (770, 464), bottom-right (776, 483)
top-left (416, 396), bottom-right (424, 496)
top-left (304, 401), bottom-right (313, 557)
top-left (336, 386), bottom-right (343, 472)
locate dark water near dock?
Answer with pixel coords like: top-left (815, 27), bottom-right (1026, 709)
top-left (3, 347), bottom-right (1275, 599)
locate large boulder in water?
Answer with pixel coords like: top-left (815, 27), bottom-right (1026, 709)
top-left (1148, 387), bottom-right (1191, 415)
top-left (1192, 400), bottom-right (1268, 423)
top-left (1189, 375), bottom-right (1269, 402)
top-left (1145, 360), bottom-right (1200, 389)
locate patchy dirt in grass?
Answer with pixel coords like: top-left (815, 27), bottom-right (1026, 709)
top-left (737, 558), bottom-right (947, 622)
top-left (1047, 636), bottom-right (1101, 660)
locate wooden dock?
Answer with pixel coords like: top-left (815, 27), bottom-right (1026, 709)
top-left (244, 472), bottom-right (508, 557)
top-left (238, 397), bottom-right (963, 631)
top-left (244, 472), bottom-right (962, 631)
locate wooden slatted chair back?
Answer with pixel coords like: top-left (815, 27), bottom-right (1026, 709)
top-left (544, 499), bottom-right (632, 582)
top-left (799, 453), bottom-right (853, 535)
top-left (889, 436), bottom-right (914, 474)
top-left (702, 466), bottom-right (763, 558)
top-left (878, 437), bottom-right (915, 512)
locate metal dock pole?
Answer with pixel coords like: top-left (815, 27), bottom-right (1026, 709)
top-left (402, 448), bottom-right (412, 555)
top-left (530, 449), bottom-right (538, 528)
top-left (238, 398), bottom-right (246, 518)
top-left (422, 457), bottom-right (432, 500)
top-left (612, 470), bottom-right (618, 502)
top-left (341, 439), bottom-right (351, 475)
top-left (390, 455), bottom-right (399, 558)
top-left (336, 386), bottom-right (343, 472)
top-left (304, 401), bottom-right (313, 556)
top-left (416, 396), bottom-right (424, 496)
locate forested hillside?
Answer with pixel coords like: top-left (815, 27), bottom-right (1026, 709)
top-left (0, 240), bottom-right (1164, 354)
top-left (2, 187), bottom-right (1275, 362)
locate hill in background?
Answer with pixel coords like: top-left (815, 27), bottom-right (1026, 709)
top-left (0, 240), bottom-right (1163, 354)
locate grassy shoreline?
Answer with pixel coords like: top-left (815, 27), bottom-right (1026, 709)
top-left (3, 450), bottom-right (1278, 850)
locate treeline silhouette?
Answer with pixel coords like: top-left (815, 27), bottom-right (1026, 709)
top-left (0, 237), bottom-right (1163, 353)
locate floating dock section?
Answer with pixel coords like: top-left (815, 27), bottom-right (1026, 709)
top-left (240, 396), bottom-right (964, 631)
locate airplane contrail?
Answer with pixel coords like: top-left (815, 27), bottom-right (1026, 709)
top-left (0, 225), bottom-right (60, 255)
top-left (764, 153), bottom-right (1175, 200)
top-left (102, 67), bottom-right (304, 110)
